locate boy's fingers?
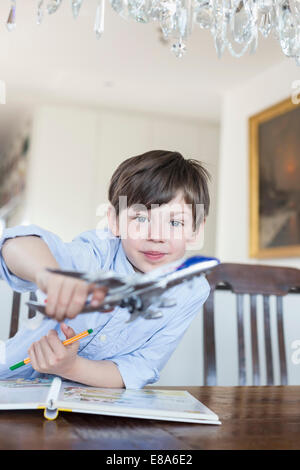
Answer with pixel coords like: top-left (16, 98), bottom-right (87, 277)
top-left (45, 276), bottom-right (64, 317)
top-left (60, 323), bottom-right (76, 339)
top-left (66, 282), bottom-right (88, 319)
top-left (91, 287), bottom-right (114, 311)
top-left (55, 279), bottom-right (77, 320)
top-left (30, 342), bottom-right (47, 371)
top-left (44, 277), bottom-right (109, 319)
top-left (47, 329), bottom-right (65, 354)
top-left (90, 286), bottom-right (108, 306)
top-left (88, 283), bottom-right (108, 295)
top-left (28, 343), bottom-right (39, 370)
top-left (39, 335), bottom-right (56, 361)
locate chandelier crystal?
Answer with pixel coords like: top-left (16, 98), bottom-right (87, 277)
top-left (5, 0), bottom-right (300, 64)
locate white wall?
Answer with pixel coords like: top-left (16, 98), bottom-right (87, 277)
top-left (24, 104), bottom-right (220, 257)
top-left (0, 104), bottom-right (221, 385)
top-left (216, 58), bottom-right (300, 268)
top-left (25, 105), bottom-right (99, 239)
top-left (94, 109), bottom-right (219, 257)
top-left (193, 57), bottom-right (300, 387)
top-left (160, 59), bottom-right (300, 386)
top-left (4, 75), bottom-right (299, 386)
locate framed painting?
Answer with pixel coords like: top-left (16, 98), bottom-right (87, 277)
top-left (249, 97), bottom-right (300, 258)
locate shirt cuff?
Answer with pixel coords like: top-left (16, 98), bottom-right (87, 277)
top-left (0, 224), bottom-right (45, 292)
top-left (111, 356), bottom-right (159, 389)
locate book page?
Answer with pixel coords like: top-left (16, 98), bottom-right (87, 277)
top-left (0, 378), bottom-right (52, 408)
top-left (57, 382), bottom-right (218, 419)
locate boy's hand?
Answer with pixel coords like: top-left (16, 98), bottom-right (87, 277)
top-left (28, 323), bottom-right (79, 376)
top-left (35, 268), bottom-right (110, 321)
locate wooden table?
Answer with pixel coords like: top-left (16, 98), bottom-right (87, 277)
top-left (1, 386), bottom-right (300, 450)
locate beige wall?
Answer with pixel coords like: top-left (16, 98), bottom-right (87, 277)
top-left (23, 104), bottom-right (220, 255)
top-left (2, 94), bottom-right (300, 385)
top-left (217, 58), bottom-right (300, 269)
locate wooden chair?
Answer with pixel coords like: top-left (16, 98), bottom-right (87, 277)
top-left (203, 263), bottom-right (300, 386)
top-left (9, 291), bottom-right (38, 338)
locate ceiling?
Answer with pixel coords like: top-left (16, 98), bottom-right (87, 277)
top-left (0, 0), bottom-right (286, 131)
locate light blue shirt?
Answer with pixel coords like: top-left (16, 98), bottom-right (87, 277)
top-left (0, 224), bottom-right (210, 388)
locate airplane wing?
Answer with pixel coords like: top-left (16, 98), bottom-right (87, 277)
top-left (26, 255), bottom-right (220, 321)
top-left (46, 267), bottom-right (128, 289)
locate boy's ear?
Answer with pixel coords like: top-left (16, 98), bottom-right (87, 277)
top-left (185, 219), bottom-right (206, 251)
top-left (107, 204), bottom-right (120, 237)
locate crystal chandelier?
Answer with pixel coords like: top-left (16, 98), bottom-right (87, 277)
top-left (5, 0), bottom-right (300, 63)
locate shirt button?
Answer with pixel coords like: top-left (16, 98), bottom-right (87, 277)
top-left (99, 334), bottom-right (107, 342)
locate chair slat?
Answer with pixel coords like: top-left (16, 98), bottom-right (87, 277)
top-left (28, 291), bottom-right (37, 319)
top-left (204, 263), bottom-right (300, 386)
top-left (9, 290), bottom-right (38, 338)
top-left (250, 294), bottom-right (260, 385)
top-left (237, 294), bottom-right (246, 385)
top-left (203, 292), bottom-right (217, 386)
top-left (263, 295), bottom-right (273, 385)
top-left (277, 295), bottom-right (287, 385)
top-left (9, 291), bottom-right (21, 338)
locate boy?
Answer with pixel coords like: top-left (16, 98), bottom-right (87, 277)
top-left (0, 150), bottom-right (211, 389)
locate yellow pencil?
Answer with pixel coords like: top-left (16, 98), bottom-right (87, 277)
top-left (9, 328), bottom-right (93, 371)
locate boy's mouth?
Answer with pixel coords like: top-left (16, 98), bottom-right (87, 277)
top-left (141, 251), bottom-right (167, 261)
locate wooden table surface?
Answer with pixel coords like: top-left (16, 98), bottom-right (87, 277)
top-left (1, 386), bottom-right (300, 450)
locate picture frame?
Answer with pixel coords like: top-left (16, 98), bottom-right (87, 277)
top-left (249, 97), bottom-right (300, 259)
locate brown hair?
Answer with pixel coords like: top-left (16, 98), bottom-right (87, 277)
top-left (108, 150), bottom-right (211, 232)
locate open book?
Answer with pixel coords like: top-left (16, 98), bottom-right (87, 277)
top-left (0, 377), bottom-right (221, 425)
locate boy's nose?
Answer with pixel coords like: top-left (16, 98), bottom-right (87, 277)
top-left (147, 216), bottom-right (167, 241)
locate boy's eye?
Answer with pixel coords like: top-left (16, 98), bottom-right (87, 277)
top-left (170, 220), bottom-right (184, 227)
top-left (134, 216), bottom-right (183, 227)
top-left (136, 216), bottom-right (148, 223)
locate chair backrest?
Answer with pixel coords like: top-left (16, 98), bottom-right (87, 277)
top-left (203, 263), bottom-right (300, 386)
top-left (9, 291), bottom-right (37, 338)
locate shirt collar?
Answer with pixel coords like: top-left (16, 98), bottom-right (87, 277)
top-left (103, 226), bottom-right (135, 276)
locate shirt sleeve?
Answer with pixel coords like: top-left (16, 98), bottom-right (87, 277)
top-left (0, 224), bottom-right (110, 293)
top-left (111, 276), bottom-right (211, 389)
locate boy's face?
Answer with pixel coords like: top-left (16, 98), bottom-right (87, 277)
top-left (108, 191), bottom-right (204, 273)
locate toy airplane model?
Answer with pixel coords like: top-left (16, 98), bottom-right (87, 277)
top-left (26, 255), bottom-right (220, 322)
